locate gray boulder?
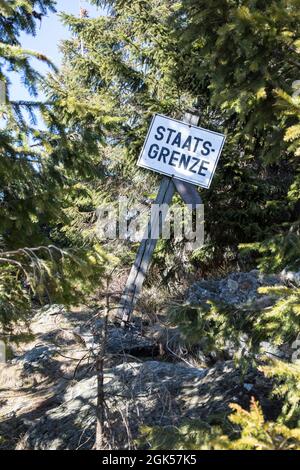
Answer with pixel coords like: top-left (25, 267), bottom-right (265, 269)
top-left (21, 360), bottom-right (275, 450)
top-left (188, 271), bottom-right (280, 307)
top-left (280, 269), bottom-right (300, 287)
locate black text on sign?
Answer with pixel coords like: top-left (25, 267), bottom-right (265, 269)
top-left (138, 114), bottom-right (226, 189)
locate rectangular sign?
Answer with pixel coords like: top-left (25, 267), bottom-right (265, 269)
top-left (138, 114), bottom-right (226, 189)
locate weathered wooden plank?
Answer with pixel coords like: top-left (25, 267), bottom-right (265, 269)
top-left (120, 176), bottom-right (171, 290)
top-left (173, 179), bottom-right (202, 207)
top-left (132, 177), bottom-right (175, 291)
top-left (119, 111), bottom-right (201, 323)
top-left (119, 177), bottom-right (175, 321)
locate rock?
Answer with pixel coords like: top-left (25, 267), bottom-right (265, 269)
top-left (219, 272), bottom-right (259, 305)
top-left (183, 271), bottom-right (287, 364)
top-left (75, 321), bottom-right (160, 357)
top-left (259, 341), bottom-right (286, 359)
top-left (16, 345), bottom-right (57, 365)
top-left (243, 383), bottom-right (253, 392)
top-left (227, 279), bottom-right (239, 292)
top-left (187, 287), bottom-right (219, 305)
top-left (20, 360), bottom-right (276, 450)
top-left (105, 327), bottom-right (159, 357)
top-left (188, 271), bottom-right (281, 307)
top-left (252, 295), bottom-right (274, 309)
top-left (0, 270), bottom-right (287, 450)
top-left (33, 304), bottom-right (66, 323)
top-left (280, 269), bottom-right (300, 286)
top-left (13, 344), bottom-right (60, 377)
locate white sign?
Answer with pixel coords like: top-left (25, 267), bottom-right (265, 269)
top-left (138, 114), bottom-right (226, 189)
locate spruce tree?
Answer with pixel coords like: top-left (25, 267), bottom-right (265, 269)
top-left (60, 0), bottom-right (300, 274)
top-left (0, 1), bottom-right (107, 329)
top-left (170, 0), bottom-right (300, 271)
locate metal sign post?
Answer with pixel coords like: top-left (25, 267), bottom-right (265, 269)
top-left (118, 110), bottom-right (225, 325)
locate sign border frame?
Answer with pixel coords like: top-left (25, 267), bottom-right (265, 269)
top-left (137, 113), bottom-right (226, 189)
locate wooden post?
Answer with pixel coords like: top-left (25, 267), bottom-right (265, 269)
top-left (119, 110), bottom-right (200, 324)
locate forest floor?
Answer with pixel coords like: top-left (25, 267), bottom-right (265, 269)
top-left (0, 270), bottom-right (287, 449)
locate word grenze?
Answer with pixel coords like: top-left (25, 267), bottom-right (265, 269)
top-left (138, 114), bottom-right (225, 189)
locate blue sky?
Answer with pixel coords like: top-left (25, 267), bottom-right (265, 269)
top-left (11, 0), bottom-right (103, 101)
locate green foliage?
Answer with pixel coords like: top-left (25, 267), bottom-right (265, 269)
top-left (139, 421), bottom-right (227, 450)
top-left (169, 284), bottom-right (300, 361)
top-left (72, 0), bottom-right (300, 275)
top-left (1, 0), bottom-right (299, 326)
top-left (173, 0), bottom-right (300, 272)
top-left (0, 264), bottom-right (31, 328)
top-left (239, 221), bottom-right (300, 272)
top-left (256, 285), bottom-right (300, 346)
top-left (53, 1), bottom-right (188, 276)
top-left (0, 0), bottom-right (299, 452)
top-left (169, 300), bottom-right (242, 355)
top-left (139, 397), bottom-right (300, 450)
top-left (0, 0), bottom-right (60, 249)
top-left (223, 398), bottom-right (300, 450)
top-left (0, 245), bottom-right (107, 329)
top-left (261, 359), bottom-right (300, 427)
top-left (277, 87), bottom-right (300, 157)
top-left (173, 0), bottom-right (299, 157)
top-left (0, 1), bottom-right (112, 329)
